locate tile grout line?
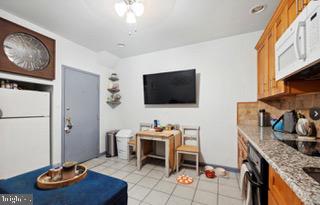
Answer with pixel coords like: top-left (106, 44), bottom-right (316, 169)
top-left (128, 172), bottom-right (151, 202)
top-left (129, 164), bottom-right (165, 203)
top-left (191, 176), bottom-right (200, 203)
top-left (165, 168), bottom-right (182, 205)
top-left (138, 170), bottom-right (162, 204)
top-left (164, 171), bottom-right (180, 205)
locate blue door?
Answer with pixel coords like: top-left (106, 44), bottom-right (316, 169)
top-left (62, 66), bottom-right (99, 163)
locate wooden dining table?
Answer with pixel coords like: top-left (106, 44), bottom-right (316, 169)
top-left (136, 130), bottom-right (181, 177)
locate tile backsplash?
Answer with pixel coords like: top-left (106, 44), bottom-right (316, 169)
top-left (237, 102), bottom-right (258, 126)
top-left (237, 92), bottom-right (320, 138)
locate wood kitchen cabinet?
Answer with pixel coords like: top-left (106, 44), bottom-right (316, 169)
top-left (237, 131), bottom-right (248, 169)
top-left (268, 166), bottom-right (303, 205)
top-left (257, 41), bottom-right (269, 99)
top-left (288, 0), bottom-right (311, 24)
top-left (287, 0), bottom-right (298, 25)
top-left (256, 0), bottom-right (319, 100)
top-left (268, 190), bottom-right (279, 205)
top-left (268, 26), bottom-right (286, 96)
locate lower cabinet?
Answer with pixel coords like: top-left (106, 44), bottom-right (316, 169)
top-left (237, 131), bottom-right (248, 169)
top-left (268, 166), bottom-right (303, 205)
top-left (268, 190), bottom-right (279, 205)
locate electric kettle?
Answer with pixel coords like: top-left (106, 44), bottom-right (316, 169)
top-left (296, 118), bottom-right (317, 137)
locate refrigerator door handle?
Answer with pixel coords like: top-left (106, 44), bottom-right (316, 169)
top-left (0, 109), bottom-right (2, 118)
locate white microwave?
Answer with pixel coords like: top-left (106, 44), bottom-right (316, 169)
top-left (275, 0), bottom-right (320, 80)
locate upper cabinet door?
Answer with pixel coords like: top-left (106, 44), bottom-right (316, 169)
top-left (276, 7), bottom-right (288, 41)
top-left (268, 29), bottom-right (276, 95)
top-left (303, 0), bottom-right (310, 7)
top-left (255, 0), bottom-right (319, 100)
top-left (268, 27), bottom-right (286, 96)
top-left (287, 0), bottom-right (298, 25)
top-left (257, 40), bottom-right (269, 99)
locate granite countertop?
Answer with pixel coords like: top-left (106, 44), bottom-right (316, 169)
top-left (238, 125), bottom-right (320, 205)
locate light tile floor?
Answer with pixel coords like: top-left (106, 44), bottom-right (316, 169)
top-left (84, 156), bottom-right (243, 205)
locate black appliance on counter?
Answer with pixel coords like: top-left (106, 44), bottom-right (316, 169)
top-left (243, 143), bottom-right (269, 205)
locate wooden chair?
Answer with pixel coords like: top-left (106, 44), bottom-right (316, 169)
top-left (176, 126), bottom-right (200, 176)
top-left (127, 123), bottom-right (153, 161)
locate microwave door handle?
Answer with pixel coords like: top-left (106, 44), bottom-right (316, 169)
top-left (301, 22), bottom-right (307, 60)
top-left (294, 21), bottom-right (306, 60)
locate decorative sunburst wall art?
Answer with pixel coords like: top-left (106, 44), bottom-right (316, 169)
top-left (0, 17), bottom-right (55, 80)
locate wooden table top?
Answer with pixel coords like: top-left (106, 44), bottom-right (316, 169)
top-left (136, 130), bottom-right (180, 138)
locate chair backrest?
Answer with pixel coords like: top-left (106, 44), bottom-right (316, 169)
top-left (181, 126), bottom-right (200, 147)
top-left (140, 122), bottom-right (153, 131)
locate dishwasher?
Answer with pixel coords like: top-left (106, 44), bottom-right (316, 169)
top-left (242, 143), bottom-right (269, 205)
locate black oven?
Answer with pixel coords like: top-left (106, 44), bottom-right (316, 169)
top-left (243, 143), bottom-right (269, 205)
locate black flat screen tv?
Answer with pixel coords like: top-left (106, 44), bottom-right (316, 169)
top-left (143, 69), bottom-right (196, 104)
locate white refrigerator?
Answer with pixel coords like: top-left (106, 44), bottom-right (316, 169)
top-left (0, 88), bottom-right (50, 179)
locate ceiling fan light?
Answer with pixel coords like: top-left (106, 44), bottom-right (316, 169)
top-left (126, 11), bottom-right (137, 24)
top-left (131, 2), bottom-right (144, 16)
top-left (115, 1), bottom-right (127, 17)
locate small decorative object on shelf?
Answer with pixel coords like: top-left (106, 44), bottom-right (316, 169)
top-left (107, 94), bottom-right (121, 105)
top-left (109, 73), bottom-right (119, 81)
top-left (107, 88), bottom-right (120, 93)
top-left (107, 101), bottom-right (121, 106)
top-left (0, 80), bottom-right (20, 90)
top-left (107, 73), bottom-right (121, 107)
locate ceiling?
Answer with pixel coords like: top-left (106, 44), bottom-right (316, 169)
top-left (0, 0), bottom-right (279, 58)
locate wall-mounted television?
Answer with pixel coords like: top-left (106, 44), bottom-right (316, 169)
top-left (143, 69), bottom-right (196, 104)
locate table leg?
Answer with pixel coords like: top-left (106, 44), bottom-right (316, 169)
top-left (165, 139), bottom-right (170, 177)
top-left (137, 137), bottom-right (141, 170)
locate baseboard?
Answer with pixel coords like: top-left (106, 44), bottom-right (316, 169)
top-left (97, 152), bottom-right (239, 173)
top-left (183, 160), bottom-right (239, 173)
top-left (99, 151), bottom-right (106, 157)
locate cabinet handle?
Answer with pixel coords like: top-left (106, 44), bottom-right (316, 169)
top-left (272, 175), bottom-right (275, 185)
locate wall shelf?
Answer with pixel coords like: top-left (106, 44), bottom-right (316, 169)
top-left (106, 101), bottom-right (121, 105)
top-left (107, 73), bottom-right (121, 107)
top-left (108, 77), bottom-right (119, 82)
top-left (107, 88), bottom-right (120, 93)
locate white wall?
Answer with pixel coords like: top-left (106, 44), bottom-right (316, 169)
top-left (0, 9), bottom-right (120, 164)
top-left (0, 8), bottom-right (260, 168)
top-left (114, 31), bottom-right (260, 168)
